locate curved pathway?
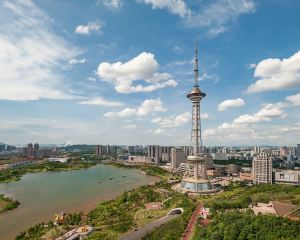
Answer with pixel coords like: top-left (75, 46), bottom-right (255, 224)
top-left (120, 209), bottom-right (182, 240)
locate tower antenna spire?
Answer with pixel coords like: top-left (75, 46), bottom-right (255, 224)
top-left (194, 41), bottom-right (199, 86)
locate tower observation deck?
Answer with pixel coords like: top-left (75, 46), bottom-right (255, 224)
top-left (179, 42), bottom-right (217, 194)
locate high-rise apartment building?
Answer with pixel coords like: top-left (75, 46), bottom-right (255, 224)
top-left (127, 146), bottom-right (135, 155)
top-left (160, 146), bottom-right (172, 163)
top-left (96, 145), bottom-right (117, 156)
top-left (147, 145), bottom-right (161, 164)
top-left (252, 152), bottom-right (273, 184)
top-left (106, 145), bottom-right (117, 155)
top-left (254, 146), bottom-right (261, 154)
top-left (171, 148), bottom-right (185, 169)
top-left (96, 145), bottom-right (105, 155)
top-left (280, 146), bottom-right (289, 157)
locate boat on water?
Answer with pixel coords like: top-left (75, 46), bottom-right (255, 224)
top-left (122, 175), bottom-right (126, 178)
top-left (109, 177), bottom-right (113, 180)
top-left (97, 180), bottom-right (101, 183)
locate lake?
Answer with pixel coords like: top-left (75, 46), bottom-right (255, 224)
top-left (0, 164), bottom-right (158, 240)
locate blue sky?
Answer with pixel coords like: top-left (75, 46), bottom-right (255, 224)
top-left (1, 0), bottom-right (300, 146)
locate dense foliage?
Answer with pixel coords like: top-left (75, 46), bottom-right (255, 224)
top-left (87, 181), bottom-right (173, 239)
top-left (65, 212), bottom-right (83, 226)
top-left (15, 214), bottom-right (83, 240)
top-left (142, 196), bottom-right (196, 240)
top-left (200, 182), bottom-right (300, 213)
top-left (15, 223), bottom-right (46, 240)
top-left (197, 211), bottom-right (300, 240)
top-left (0, 194), bottom-right (20, 212)
top-left (214, 159), bottom-right (252, 166)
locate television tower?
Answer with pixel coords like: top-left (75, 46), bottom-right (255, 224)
top-left (178, 42), bottom-right (216, 194)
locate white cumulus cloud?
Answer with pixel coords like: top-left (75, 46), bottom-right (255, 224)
top-left (78, 97), bottom-right (124, 107)
top-left (0, 0), bottom-right (78, 101)
top-left (151, 112), bottom-right (191, 128)
top-left (140, 0), bottom-right (191, 18)
top-left (104, 98), bottom-right (166, 118)
top-left (286, 93), bottom-right (300, 106)
top-left (75, 20), bottom-right (104, 35)
top-left (218, 98), bottom-right (245, 111)
top-left (247, 51), bottom-right (300, 93)
top-left (97, 52), bottom-right (177, 93)
top-left (233, 104), bottom-right (286, 124)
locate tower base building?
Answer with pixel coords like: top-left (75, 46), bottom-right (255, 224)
top-left (179, 154), bottom-right (217, 194)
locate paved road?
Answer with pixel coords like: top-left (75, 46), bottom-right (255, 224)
top-left (181, 204), bottom-right (202, 240)
top-left (120, 214), bottom-right (180, 240)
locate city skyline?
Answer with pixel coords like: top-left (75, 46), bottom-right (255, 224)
top-left (1, 0), bottom-right (300, 146)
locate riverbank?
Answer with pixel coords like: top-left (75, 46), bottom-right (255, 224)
top-left (105, 162), bottom-right (177, 179)
top-left (16, 181), bottom-right (195, 240)
top-left (0, 194), bottom-right (20, 213)
top-left (0, 164), bottom-right (159, 240)
top-left (0, 160), bottom-right (97, 183)
top-left (14, 164), bottom-right (194, 240)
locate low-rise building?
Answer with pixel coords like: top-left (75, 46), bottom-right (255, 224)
top-left (275, 170), bottom-right (300, 185)
top-left (207, 167), bottom-right (225, 177)
top-left (227, 164), bottom-right (241, 175)
top-left (48, 158), bottom-right (68, 163)
top-left (128, 156), bottom-right (156, 164)
top-left (212, 152), bottom-right (228, 160)
top-left (239, 172), bottom-right (254, 181)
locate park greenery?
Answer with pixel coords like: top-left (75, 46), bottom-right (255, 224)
top-left (194, 210), bottom-right (300, 240)
top-left (87, 180), bottom-right (193, 240)
top-left (10, 161), bottom-right (300, 240)
top-left (214, 159), bottom-right (252, 167)
top-left (189, 183), bottom-right (300, 240)
top-left (142, 196), bottom-right (196, 240)
top-left (0, 194), bottom-right (20, 213)
top-left (0, 160), bottom-right (97, 183)
top-left (15, 180), bottom-right (194, 240)
top-left (198, 182), bottom-right (300, 214)
top-left (15, 213), bottom-right (84, 240)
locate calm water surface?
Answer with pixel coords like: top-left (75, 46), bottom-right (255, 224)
top-left (0, 164), bottom-right (158, 240)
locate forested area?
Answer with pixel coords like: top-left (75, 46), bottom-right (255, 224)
top-left (195, 210), bottom-right (300, 240)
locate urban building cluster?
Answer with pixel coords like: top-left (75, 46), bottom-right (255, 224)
top-left (95, 142), bottom-right (300, 187)
top-left (0, 143), bottom-right (16, 154)
top-left (249, 145), bottom-right (300, 185)
top-left (95, 144), bottom-right (145, 157)
top-left (22, 143), bottom-right (59, 158)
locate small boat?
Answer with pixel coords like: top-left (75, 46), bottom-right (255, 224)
top-left (97, 180), bottom-right (101, 183)
top-left (109, 177), bottom-right (113, 180)
top-left (122, 175), bottom-right (126, 178)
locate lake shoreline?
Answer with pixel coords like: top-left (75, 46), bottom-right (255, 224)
top-left (0, 164), bottom-right (160, 240)
top-left (0, 161), bottom-right (97, 184)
